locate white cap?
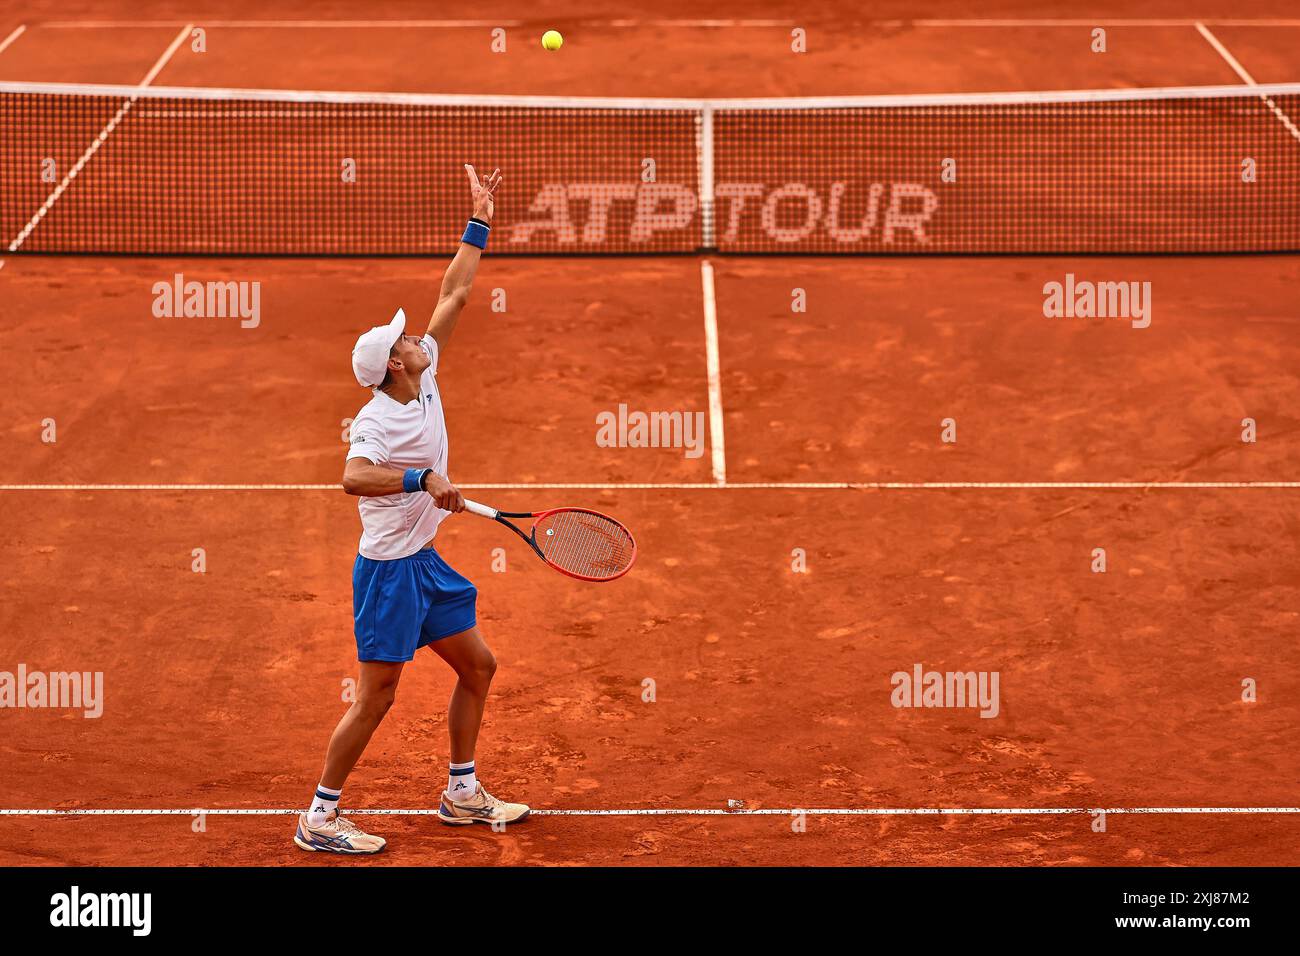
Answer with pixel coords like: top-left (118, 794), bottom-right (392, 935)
top-left (351, 309), bottom-right (406, 387)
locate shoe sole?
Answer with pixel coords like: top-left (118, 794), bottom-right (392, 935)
top-left (438, 808), bottom-right (531, 827)
top-left (293, 834), bottom-right (386, 854)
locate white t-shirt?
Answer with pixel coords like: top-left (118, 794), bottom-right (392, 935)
top-left (346, 334), bottom-right (451, 560)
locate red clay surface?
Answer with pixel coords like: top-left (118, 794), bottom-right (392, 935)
top-left (0, 259), bottom-right (714, 485)
top-left (5, 5), bottom-right (1300, 94)
top-left (714, 256), bottom-right (1300, 483)
top-left (2, 488), bottom-right (1298, 865)
top-left (126, 24), bottom-right (1249, 96)
top-left (2, 253), bottom-right (1298, 865)
top-left (1, 1), bottom-right (1298, 866)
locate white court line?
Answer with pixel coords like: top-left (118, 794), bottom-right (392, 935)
top-left (641, 20), bottom-right (794, 27)
top-left (0, 807), bottom-right (1296, 817)
top-left (1195, 23), bottom-right (1300, 145)
top-left (899, 19), bottom-right (1300, 27)
top-left (700, 260), bottom-right (727, 485)
top-left (0, 24), bottom-right (25, 54)
top-left (11, 79), bottom-right (1299, 109)
top-left (909, 19), bottom-right (1197, 27)
top-left (911, 19), bottom-right (1202, 27)
top-left (137, 24), bottom-right (192, 88)
top-left (40, 20), bottom-right (523, 29)
top-left (34, 18), bottom-right (1300, 29)
top-left (5, 24), bottom-right (192, 253)
top-left (2, 482), bottom-right (1300, 491)
top-left (1196, 22), bottom-right (1264, 85)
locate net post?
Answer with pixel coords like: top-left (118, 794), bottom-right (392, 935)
top-left (698, 102), bottom-right (715, 249)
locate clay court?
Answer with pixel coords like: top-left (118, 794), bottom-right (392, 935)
top-left (1, 1), bottom-right (1298, 866)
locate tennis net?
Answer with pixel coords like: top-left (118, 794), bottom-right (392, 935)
top-left (3, 81), bottom-right (1299, 255)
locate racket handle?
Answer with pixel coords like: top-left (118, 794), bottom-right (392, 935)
top-left (464, 499), bottom-right (498, 519)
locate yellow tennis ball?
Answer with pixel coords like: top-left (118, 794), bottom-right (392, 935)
top-left (541, 30), bottom-right (563, 51)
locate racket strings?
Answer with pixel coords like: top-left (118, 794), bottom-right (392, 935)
top-left (534, 510), bottom-right (635, 579)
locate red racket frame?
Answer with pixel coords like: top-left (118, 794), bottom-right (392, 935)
top-left (465, 501), bottom-right (637, 582)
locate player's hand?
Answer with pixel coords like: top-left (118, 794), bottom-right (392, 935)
top-left (424, 472), bottom-right (466, 512)
top-left (465, 165), bottom-right (502, 224)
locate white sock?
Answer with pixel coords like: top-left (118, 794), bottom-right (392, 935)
top-left (307, 783), bottom-right (342, 827)
top-left (447, 761), bottom-right (477, 801)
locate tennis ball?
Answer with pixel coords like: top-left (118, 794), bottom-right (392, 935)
top-left (541, 30), bottom-right (563, 51)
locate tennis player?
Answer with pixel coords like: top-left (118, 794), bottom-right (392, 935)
top-left (295, 166), bottom-right (528, 855)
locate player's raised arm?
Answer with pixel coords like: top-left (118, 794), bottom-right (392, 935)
top-left (426, 165), bottom-right (502, 354)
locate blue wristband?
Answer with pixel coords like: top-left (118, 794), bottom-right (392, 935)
top-left (461, 218), bottom-right (490, 250)
top-left (403, 468), bottom-right (430, 493)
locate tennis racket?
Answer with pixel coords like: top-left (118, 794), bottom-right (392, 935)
top-left (464, 500), bottom-right (637, 582)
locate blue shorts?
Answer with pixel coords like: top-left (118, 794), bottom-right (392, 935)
top-left (352, 546), bottom-right (477, 662)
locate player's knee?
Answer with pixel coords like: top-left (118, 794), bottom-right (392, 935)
top-left (358, 685), bottom-right (398, 720)
top-left (461, 651), bottom-right (496, 690)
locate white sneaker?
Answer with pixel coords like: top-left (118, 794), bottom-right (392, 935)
top-left (438, 783), bottom-right (530, 826)
top-left (293, 810), bottom-right (387, 854)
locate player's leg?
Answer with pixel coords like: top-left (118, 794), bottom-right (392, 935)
top-left (426, 626), bottom-right (528, 825)
top-left (294, 662), bottom-right (402, 854)
top-left (430, 625), bottom-right (495, 763)
top-left (295, 552), bottom-right (428, 854)
top-left (319, 660), bottom-right (405, 790)
top-left (414, 546), bottom-right (529, 826)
